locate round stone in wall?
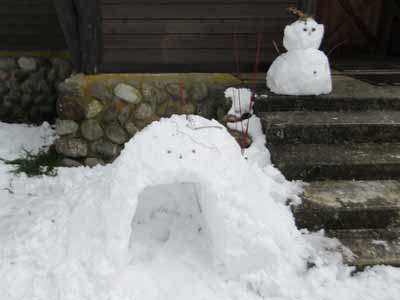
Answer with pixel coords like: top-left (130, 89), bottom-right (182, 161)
top-left (84, 157), bottom-right (105, 168)
top-left (166, 82), bottom-right (188, 99)
top-left (90, 139), bottom-right (120, 160)
top-left (86, 99), bottom-right (104, 119)
top-left (124, 122), bottom-right (139, 137)
top-left (55, 137), bottom-right (88, 158)
top-left (118, 106), bottom-right (132, 126)
top-left (47, 68), bottom-right (57, 83)
top-left (34, 95), bottom-right (46, 105)
top-left (62, 158), bottom-right (83, 168)
top-left (142, 82), bottom-right (165, 104)
top-left (57, 96), bottom-right (85, 121)
top-left (181, 103), bottom-right (196, 115)
top-left (56, 119), bottom-right (79, 136)
top-left (0, 82), bottom-right (9, 95)
top-left (51, 58), bottom-right (72, 81)
top-left (18, 57), bottom-right (37, 72)
top-left (101, 106), bottom-right (119, 123)
top-left (114, 83), bottom-right (142, 104)
top-left (81, 119), bottom-right (104, 141)
top-left (134, 102), bottom-right (154, 120)
top-left (106, 123), bottom-right (129, 145)
top-left (0, 58), bottom-right (17, 71)
top-left (20, 94), bottom-right (32, 108)
top-left (13, 69), bottom-right (30, 83)
top-left (190, 82), bottom-right (208, 101)
top-left (89, 83), bottom-right (113, 103)
top-left (0, 70), bottom-right (9, 81)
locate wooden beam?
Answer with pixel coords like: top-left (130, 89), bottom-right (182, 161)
top-left (324, 0), bottom-right (374, 48)
top-left (73, 0), bottom-right (101, 74)
top-left (336, 0), bottom-right (379, 48)
top-left (52, 0), bottom-right (81, 71)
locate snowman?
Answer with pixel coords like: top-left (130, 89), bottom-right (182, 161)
top-left (267, 9), bottom-right (332, 96)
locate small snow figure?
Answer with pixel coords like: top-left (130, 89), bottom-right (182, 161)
top-left (266, 8), bottom-right (332, 96)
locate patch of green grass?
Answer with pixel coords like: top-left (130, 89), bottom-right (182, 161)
top-left (0, 146), bottom-right (63, 177)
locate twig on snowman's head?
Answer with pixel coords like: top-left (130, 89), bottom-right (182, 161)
top-left (287, 7), bottom-right (312, 21)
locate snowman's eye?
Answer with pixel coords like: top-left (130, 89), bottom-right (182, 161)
top-left (303, 28), bottom-right (308, 32)
top-left (313, 71), bottom-right (317, 75)
top-left (312, 28), bottom-right (316, 32)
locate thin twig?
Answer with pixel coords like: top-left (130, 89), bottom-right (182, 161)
top-left (272, 40), bottom-right (281, 55)
top-left (327, 39), bottom-right (348, 57)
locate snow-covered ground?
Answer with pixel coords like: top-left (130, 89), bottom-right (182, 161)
top-left (0, 104), bottom-right (399, 299)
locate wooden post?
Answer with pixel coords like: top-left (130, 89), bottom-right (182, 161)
top-left (52, 0), bottom-right (82, 72)
top-left (73, 0), bottom-right (102, 74)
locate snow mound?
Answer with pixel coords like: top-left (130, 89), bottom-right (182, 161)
top-left (101, 115), bottom-right (306, 275)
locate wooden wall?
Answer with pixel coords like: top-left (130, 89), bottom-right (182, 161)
top-left (0, 0), bottom-right (65, 51)
top-left (98, 0), bottom-right (298, 72)
top-left (316, 0), bottom-right (387, 56)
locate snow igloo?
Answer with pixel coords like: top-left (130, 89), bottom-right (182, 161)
top-left (90, 115), bottom-right (305, 276)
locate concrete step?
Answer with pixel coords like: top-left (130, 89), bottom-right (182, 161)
top-left (254, 95), bottom-right (400, 112)
top-left (262, 111), bottom-right (400, 144)
top-left (294, 180), bottom-right (400, 230)
top-left (270, 143), bottom-right (400, 181)
top-left (328, 228), bottom-right (400, 270)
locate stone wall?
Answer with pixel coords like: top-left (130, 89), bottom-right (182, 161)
top-left (0, 56), bottom-right (72, 124)
top-left (55, 74), bottom-right (241, 167)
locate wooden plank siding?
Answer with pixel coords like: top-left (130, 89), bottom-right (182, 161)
top-left (0, 0), bottom-right (66, 50)
top-left (98, 0), bottom-right (298, 73)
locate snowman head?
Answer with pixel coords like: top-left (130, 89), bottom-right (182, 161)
top-left (283, 18), bottom-right (324, 51)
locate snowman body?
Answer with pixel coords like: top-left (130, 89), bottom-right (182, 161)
top-left (267, 18), bottom-right (332, 96)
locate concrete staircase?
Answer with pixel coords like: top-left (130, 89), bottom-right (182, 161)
top-left (255, 75), bottom-right (400, 270)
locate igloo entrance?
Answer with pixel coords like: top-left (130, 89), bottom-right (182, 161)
top-left (129, 182), bottom-right (212, 264)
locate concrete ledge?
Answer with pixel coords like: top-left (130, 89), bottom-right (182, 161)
top-left (255, 75), bottom-right (400, 112)
top-left (262, 111), bottom-right (400, 144)
top-left (270, 143), bottom-right (400, 181)
top-left (294, 180), bottom-right (400, 230)
top-left (328, 228), bottom-right (400, 270)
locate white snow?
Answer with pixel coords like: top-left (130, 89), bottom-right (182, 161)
top-left (0, 116), bottom-right (399, 300)
top-left (267, 18), bottom-right (332, 96)
top-left (267, 48), bottom-right (332, 96)
top-left (225, 87), bottom-right (253, 117)
top-left (283, 19), bottom-right (324, 51)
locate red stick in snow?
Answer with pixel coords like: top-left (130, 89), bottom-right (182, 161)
top-left (233, 31), bottom-right (245, 135)
top-left (180, 80), bottom-right (187, 106)
top-left (245, 32), bottom-right (263, 136)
